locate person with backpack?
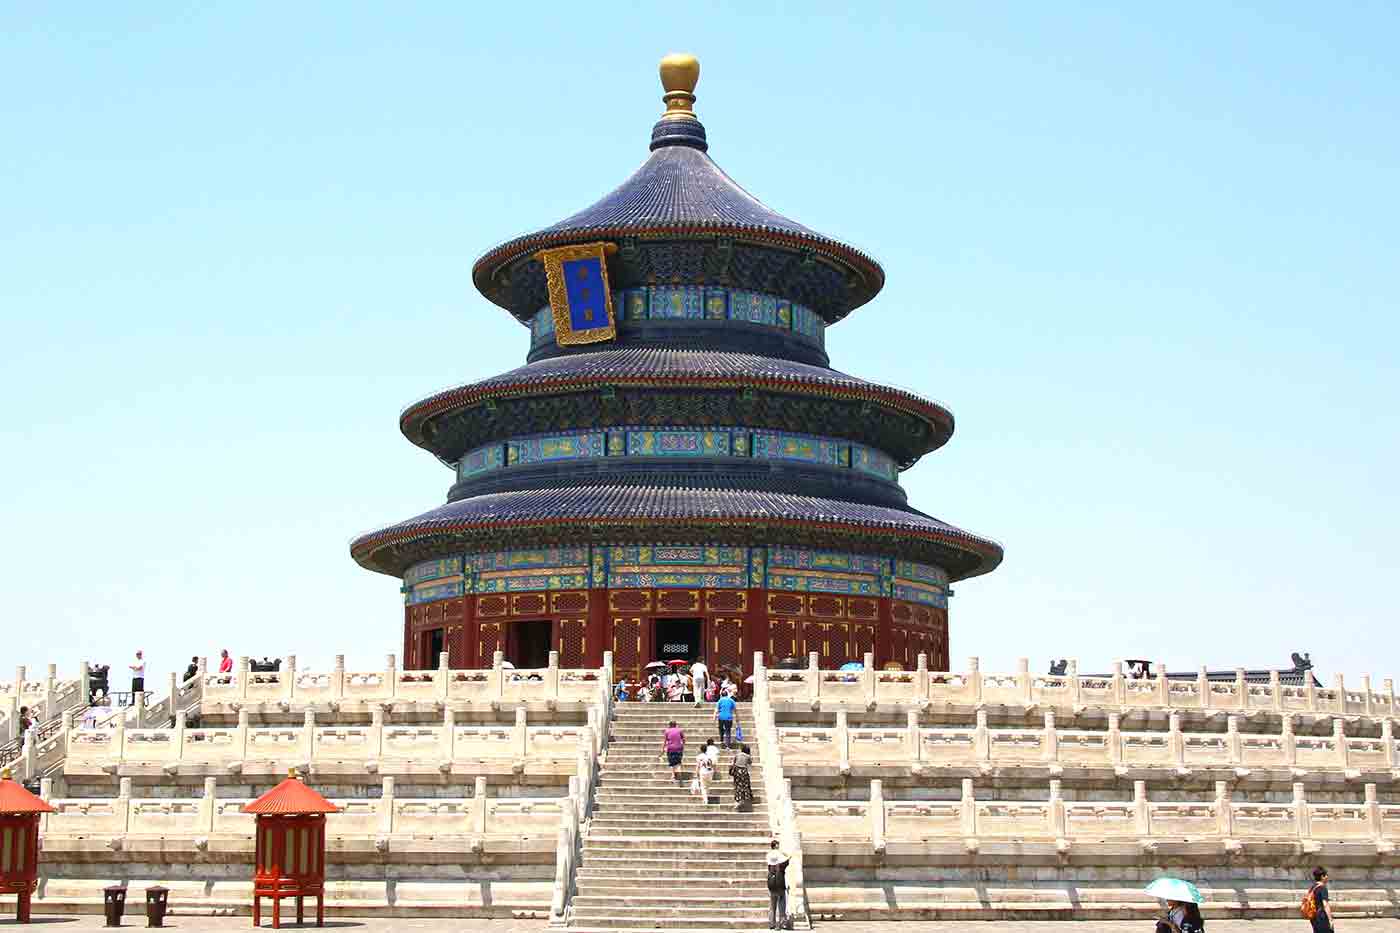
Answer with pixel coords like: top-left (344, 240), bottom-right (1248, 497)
top-left (766, 839), bottom-right (791, 929)
top-left (716, 690), bottom-right (737, 748)
top-left (1303, 866), bottom-right (1334, 932)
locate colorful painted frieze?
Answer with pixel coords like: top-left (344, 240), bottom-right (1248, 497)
top-left (476, 571), bottom-right (589, 593)
top-left (892, 582), bottom-right (948, 608)
top-left (704, 287), bottom-right (728, 319)
top-left (768, 548), bottom-right (884, 574)
top-left (792, 304), bottom-right (824, 341)
top-left (609, 545), bottom-right (747, 567)
top-left (750, 432), bottom-right (848, 467)
top-left (406, 580), bottom-right (465, 605)
top-left (458, 443), bottom-right (507, 480)
top-left (468, 547), bottom-right (590, 572)
top-left (851, 445), bottom-right (899, 482)
top-left (893, 559), bottom-right (950, 586)
top-left (507, 432), bottom-right (605, 465)
top-left (728, 290), bottom-right (778, 326)
top-left (620, 288), bottom-right (648, 322)
top-left (530, 307), bottom-right (557, 339)
top-left (649, 285), bottom-right (704, 319)
top-left (403, 557), bottom-right (464, 585)
top-left (626, 430), bottom-right (730, 457)
top-left (768, 572), bottom-right (880, 595)
top-left (608, 570), bottom-right (747, 589)
top-left (749, 546), bottom-right (767, 588)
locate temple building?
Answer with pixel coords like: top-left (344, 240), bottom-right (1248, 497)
top-left (350, 54), bottom-right (1003, 682)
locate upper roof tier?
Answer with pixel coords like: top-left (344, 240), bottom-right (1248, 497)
top-left (472, 54), bottom-right (885, 326)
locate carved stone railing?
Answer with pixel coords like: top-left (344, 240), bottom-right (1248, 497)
top-left (199, 651), bottom-right (601, 708)
top-left (1, 665), bottom-right (85, 742)
top-left (753, 651), bottom-right (810, 928)
top-left (550, 652), bottom-right (611, 927)
top-left (766, 654), bottom-right (1393, 719)
top-left (778, 709), bottom-right (1397, 777)
top-left (796, 778), bottom-right (1398, 853)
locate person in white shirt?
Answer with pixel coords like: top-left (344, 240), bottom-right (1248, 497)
top-left (690, 658), bottom-right (709, 706)
top-left (129, 650), bottom-right (146, 706)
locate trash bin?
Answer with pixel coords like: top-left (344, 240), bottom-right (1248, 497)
top-left (103, 885), bottom-right (127, 927)
top-left (144, 886), bottom-right (169, 927)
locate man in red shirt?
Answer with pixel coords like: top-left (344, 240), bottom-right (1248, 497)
top-left (218, 649), bottom-right (233, 677)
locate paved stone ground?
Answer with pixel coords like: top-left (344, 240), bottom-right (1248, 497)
top-left (11, 918), bottom-right (1400, 931)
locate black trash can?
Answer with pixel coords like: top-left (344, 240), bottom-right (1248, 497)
top-left (144, 886), bottom-right (169, 927)
top-left (103, 885), bottom-right (127, 927)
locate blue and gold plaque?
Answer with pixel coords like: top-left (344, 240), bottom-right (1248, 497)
top-left (535, 242), bottom-right (619, 346)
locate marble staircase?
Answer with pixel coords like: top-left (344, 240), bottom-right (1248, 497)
top-left (567, 703), bottom-right (776, 932)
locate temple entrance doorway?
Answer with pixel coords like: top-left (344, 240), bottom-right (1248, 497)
top-left (653, 618), bottom-right (703, 663)
top-left (421, 628), bottom-right (445, 668)
top-left (510, 620), bottom-right (553, 669)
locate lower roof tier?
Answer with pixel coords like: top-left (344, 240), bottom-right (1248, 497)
top-left (401, 347), bottom-right (954, 467)
top-left (351, 485), bottom-right (1003, 582)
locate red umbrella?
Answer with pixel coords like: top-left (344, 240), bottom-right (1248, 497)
top-left (667, 659), bottom-right (689, 666)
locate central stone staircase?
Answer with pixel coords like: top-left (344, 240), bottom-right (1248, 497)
top-left (567, 702), bottom-right (774, 931)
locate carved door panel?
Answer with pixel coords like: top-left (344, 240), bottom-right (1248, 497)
top-left (826, 622), bottom-right (851, 668)
top-left (851, 623), bottom-right (875, 666)
top-left (801, 621), bottom-right (827, 663)
top-left (889, 626), bottom-right (909, 669)
top-left (612, 617), bottom-right (642, 683)
top-left (711, 617), bottom-right (744, 676)
top-left (478, 622), bottom-right (502, 666)
top-left (558, 618), bottom-right (587, 668)
top-left (448, 625), bottom-right (470, 669)
top-left (768, 619), bottom-right (796, 664)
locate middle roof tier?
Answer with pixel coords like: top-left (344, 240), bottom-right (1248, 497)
top-left (400, 347), bottom-right (954, 469)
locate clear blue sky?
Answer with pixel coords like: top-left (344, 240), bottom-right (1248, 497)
top-left (2, 3), bottom-right (1396, 685)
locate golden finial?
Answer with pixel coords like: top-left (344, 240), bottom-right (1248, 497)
top-left (659, 52), bottom-right (700, 121)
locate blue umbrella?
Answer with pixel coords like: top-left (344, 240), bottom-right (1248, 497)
top-left (840, 662), bottom-right (864, 672)
top-left (1145, 877), bottom-right (1203, 904)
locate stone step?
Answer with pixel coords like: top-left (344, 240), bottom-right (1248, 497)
top-left (566, 926), bottom-right (771, 933)
top-left (576, 886), bottom-right (768, 901)
top-left (588, 820), bottom-right (769, 834)
top-left (593, 802), bottom-right (768, 815)
top-left (575, 895), bottom-right (769, 909)
top-left (577, 865), bottom-right (769, 881)
top-left (576, 855), bottom-right (769, 872)
top-left (583, 839), bottom-right (772, 853)
top-left (570, 906), bottom-right (769, 923)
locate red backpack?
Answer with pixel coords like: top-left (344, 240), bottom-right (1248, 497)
top-left (1300, 884), bottom-right (1319, 920)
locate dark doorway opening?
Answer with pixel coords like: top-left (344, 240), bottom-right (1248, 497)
top-left (511, 620), bottom-right (553, 669)
top-left (422, 628), bottom-right (445, 668)
top-left (654, 618), bottom-right (703, 663)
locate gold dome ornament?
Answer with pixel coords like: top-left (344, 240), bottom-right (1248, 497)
top-left (659, 52), bottom-right (700, 121)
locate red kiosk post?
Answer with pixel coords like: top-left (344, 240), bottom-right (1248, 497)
top-left (241, 769), bottom-right (339, 928)
top-left (0, 768), bottom-right (55, 923)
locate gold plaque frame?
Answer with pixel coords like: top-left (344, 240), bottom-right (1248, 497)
top-left (535, 241), bottom-right (619, 346)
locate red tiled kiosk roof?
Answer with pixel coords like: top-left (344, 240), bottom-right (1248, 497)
top-left (0, 770), bottom-right (55, 814)
top-left (242, 773), bottom-right (339, 815)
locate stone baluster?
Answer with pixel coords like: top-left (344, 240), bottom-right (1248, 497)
top-left (385, 654), bottom-right (398, 699)
top-left (1366, 783), bottom-right (1382, 841)
top-left (1043, 710), bottom-right (1059, 764)
top-left (167, 672), bottom-right (179, 721)
top-left (1305, 674), bottom-right (1317, 713)
top-left (79, 661), bottom-right (91, 708)
top-left (1107, 713), bottom-right (1122, 769)
top-left (1154, 663), bottom-right (1168, 707)
top-left (568, 774), bottom-right (582, 824)
top-left (13, 667), bottom-right (25, 704)
top-left (1233, 668), bottom-right (1247, 710)
top-left (1169, 712), bottom-right (1185, 771)
top-left (1227, 716), bottom-right (1242, 766)
top-left (863, 652), bottom-right (876, 706)
top-left (1269, 670), bottom-right (1282, 712)
top-left (1134, 780), bottom-right (1151, 836)
top-left (1334, 718), bottom-right (1349, 769)
top-left (492, 651), bottom-right (505, 705)
top-left (1294, 782), bottom-right (1311, 839)
top-left (301, 710), bottom-right (316, 763)
top-left (370, 707), bottom-right (385, 759)
top-left (968, 657), bottom-right (983, 705)
top-left (1282, 714), bottom-right (1297, 767)
top-left (113, 709), bottom-right (127, 763)
top-left (974, 709), bottom-right (990, 763)
top-left (471, 776), bottom-right (488, 834)
top-left (1384, 678), bottom-right (1396, 717)
top-left (835, 710), bottom-right (851, 775)
top-left (870, 779), bottom-right (885, 854)
top-left (117, 777), bottom-right (133, 833)
top-left (1048, 779), bottom-right (1067, 837)
top-left (1333, 673), bottom-right (1346, 715)
top-left (546, 651), bottom-right (561, 705)
top-left (44, 663), bottom-right (57, 714)
top-left (61, 707), bottom-right (77, 735)
top-left (1067, 658), bottom-right (1081, 706)
top-left (39, 778), bottom-right (53, 833)
top-left (1214, 781), bottom-right (1233, 837)
top-left (442, 707), bottom-right (456, 762)
top-left (807, 652), bottom-right (820, 705)
top-left (602, 650), bottom-right (614, 684)
top-left (284, 655), bottom-right (297, 702)
top-left (171, 705), bottom-right (185, 759)
top-left (916, 653), bottom-right (929, 702)
top-left (438, 651), bottom-right (451, 701)
top-left (3, 696), bottom-right (17, 744)
top-left (959, 778), bottom-right (976, 837)
top-left (199, 776), bottom-right (217, 834)
top-left (514, 707), bottom-right (529, 759)
top-left (238, 657), bottom-right (250, 700)
top-left (1362, 675), bottom-right (1375, 716)
top-left (1383, 719), bottom-right (1395, 770)
top-left (235, 709), bottom-right (249, 760)
top-left (1110, 660), bottom-right (1124, 707)
top-left (1197, 667), bottom-right (1210, 710)
top-left (379, 776), bottom-right (395, 834)
top-left (1016, 657), bottom-right (1031, 705)
top-left (905, 708), bottom-right (923, 767)
top-left (333, 655), bottom-right (346, 700)
top-left (197, 657), bottom-right (207, 677)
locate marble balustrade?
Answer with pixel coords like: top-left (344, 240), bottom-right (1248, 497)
top-left (778, 708), bottom-right (1398, 775)
top-left (767, 653), bottom-right (1398, 718)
